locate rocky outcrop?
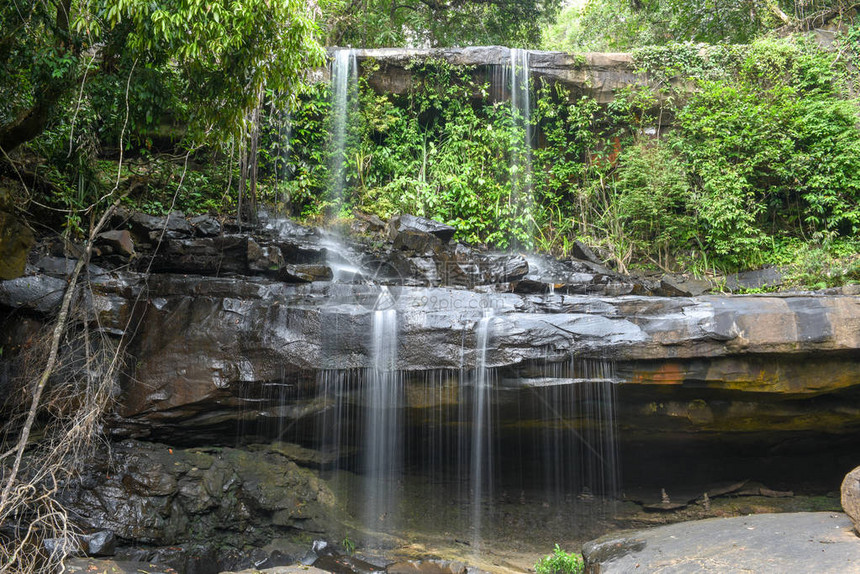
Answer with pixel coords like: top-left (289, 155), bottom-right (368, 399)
top-left (1, 212), bottom-right (859, 440)
top-left (344, 47), bottom-right (685, 107)
top-left (3, 211), bottom-right (860, 572)
top-left (59, 440), bottom-right (337, 571)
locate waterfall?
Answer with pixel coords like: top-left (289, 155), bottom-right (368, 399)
top-left (364, 287), bottom-right (404, 534)
top-left (510, 48), bottom-right (533, 238)
top-left (470, 310), bottom-right (495, 549)
top-left (329, 49), bottom-right (357, 216)
top-left (526, 358), bottom-right (621, 507)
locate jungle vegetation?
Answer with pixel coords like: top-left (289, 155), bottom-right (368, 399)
top-left (0, 0), bottom-right (858, 282)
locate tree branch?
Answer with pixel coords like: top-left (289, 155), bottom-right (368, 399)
top-left (0, 192), bottom-right (130, 513)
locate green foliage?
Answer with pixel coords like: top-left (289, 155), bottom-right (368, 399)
top-left (535, 544), bottom-right (584, 574)
top-left (342, 535), bottom-right (356, 556)
top-left (1, 0), bottom-right (324, 233)
top-left (82, 0), bottom-right (324, 144)
top-left (776, 238), bottom-right (860, 288)
top-left (273, 57), bottom-right (638, 249)
top-left (322, 0), bottom-right (562, 48)
top-left (614, 139), bottom-right (694, 268)
top-left (674, 36), bottom-right (860, 268)
top-left (543, 0), bottom-right (845, 51)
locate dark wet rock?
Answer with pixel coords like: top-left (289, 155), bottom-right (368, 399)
top-left (0, 274), bottom-right (66, 314)
top-left (2, 212), bottom-right (860, 441)
top-left (119, 210), bottom-right (194, 243)
top-left (569, 240), bottom-right (602, 266)
top-left (97, 230), bottom-right (135, 257)
top-left (59, 440), bottom-right (337, 569)
top-left (44, 536), bottom-right (82, 557)
top-left (33, 256), bottom-right (109, 281)
top-left (190, 214), bottom-right (222, 237)
top-left (388, 214), bottom-right (456, 244)
top-left (352, 211), bottom-right (387, 234)
top-left (519, 254), bottom-right (645, 296)
top-left (121, 545), bottom-right (222, 574)
top-left (655, 275), bottom-right (712, 297)
top-left (47, 530), bottom-right (117, 558)
top-left (582, 512), bottom-right (860, 573)
top-left (248, 237), bottom-right (286, 274)
top-left (148, 236), bottom-right (250, 275)
top-left (841, 466), bottom-right (860, 534)
top-left (83, 531), bottom-right (118, 556)
top-left (35, 255), bottom-right (80, 277)
top-left (725, 266), bottom-right (784, 292)
top-left (393, 229), bottom-right (444, 254)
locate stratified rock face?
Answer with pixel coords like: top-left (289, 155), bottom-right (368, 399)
top-left (347, 47), bottom-right (682, 106)
top-left (841, 466), bottom-right (860, 534)
top-left (1, 212), bottom-right (860, 442)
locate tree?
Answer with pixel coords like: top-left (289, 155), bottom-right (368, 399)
top-left (0, 3), bottom-right (324, 569)
top-left (543, 0), bottom-right (853, 51)
top-left (322, 0), bottom-right (563, 48)
top-left (0, 0), bottom-right (325, 154)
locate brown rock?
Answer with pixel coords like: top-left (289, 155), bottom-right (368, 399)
top-left (97, 229), bottom-right (135, 257)
top-left (351, 47), bottom-right (674, 109)
top-left (841, 466), bottom-right (860, 533)
top-left (0, 208), bottom-right (34, 279)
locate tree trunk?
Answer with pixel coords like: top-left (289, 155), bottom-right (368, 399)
top-left (0, 87), bottom-right (65, 153)
top-left (0, 0), bottom-right (74, 153)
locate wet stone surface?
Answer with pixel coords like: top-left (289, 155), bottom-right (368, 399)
top-left (582, 512), bottom-right (860, 573)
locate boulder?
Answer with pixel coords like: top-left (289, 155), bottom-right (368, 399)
top-left (83, 531), bottom-right (117, 557)
top-left (569, 240), bottom-right (603, 266)
top-left (393, 229), bottom-right (443, 254)
top-left (351, 211), bottom-right (387, 234)
top-left (841, 466), bottom-right (860, 534)
top-left (248, 238), bottom-right (286, 274)
top-left (0, 274), bottom-right (67, 314)
top-left (189, 214), bottom-right (222, 237)
top-left (121, 210), bottom-right (193, 243)
top-left (656, 275), bottom-right (712, 297)
top-left (725, 266), bottom-right (784, 292)
top-left (387, 214), bottom-right (456, 243)
top-left (96, 230), bottom-right (135, 257)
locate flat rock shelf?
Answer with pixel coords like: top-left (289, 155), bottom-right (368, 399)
top-left (583, 512), bottom-right (859, 573)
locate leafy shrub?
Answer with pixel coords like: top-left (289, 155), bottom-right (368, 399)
top-left (613, 139), bottom-right (694, 268)
top-left (674, 36), bottom-right (860, 269)
top-left (535, 544), bottom-right (584, 574)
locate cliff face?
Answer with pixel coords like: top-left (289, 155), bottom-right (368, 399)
top-left (3, 211), bottom-right (859, 568)
top-left (1, 211), bottom-right (858, 441)
top-left (334, 47), bottom-right (689, 107)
